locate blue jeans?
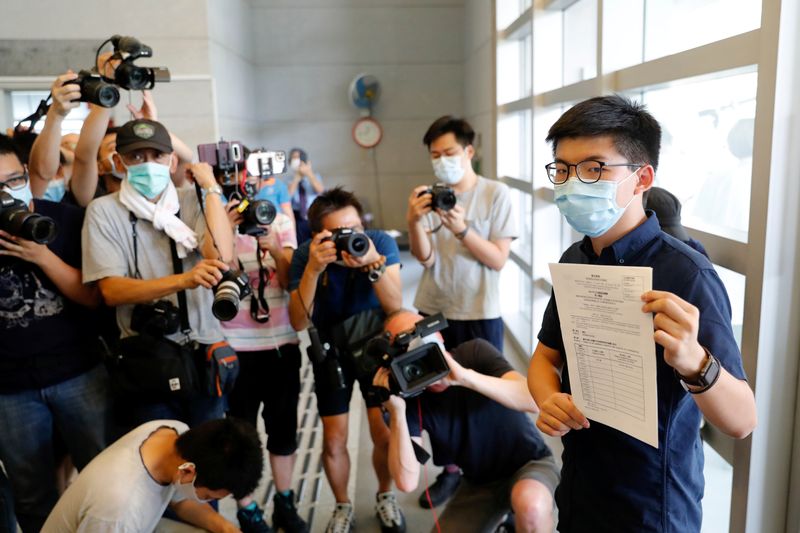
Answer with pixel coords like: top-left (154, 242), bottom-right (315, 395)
top-left (128, 393), bottom-right (226, 429)
top-left (0, 469), bottom-right (14, 533)
top-left (0, 365), bottom-right (112, 533)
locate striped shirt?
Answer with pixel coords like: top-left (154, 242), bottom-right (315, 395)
top-left (221, 213), bottom-right (299, 351)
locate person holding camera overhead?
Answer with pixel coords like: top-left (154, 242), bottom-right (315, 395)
top-left (0, 134), bottom-right (111, 532)
top-left (288, 187), bottom-right (406, 533)
top-left (406, 116), bottom-right (518, 508)
top-left (82, 118), bottom-right (235, 427)
top-left (372, 310), bottom-right (558, 533)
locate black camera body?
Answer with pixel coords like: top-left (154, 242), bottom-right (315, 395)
top-left (66, 70), bottom-right (120, 108)
top-left (212, 269), bottom-right (252, 322)
top-left (365, 313), bottom-right (451, 398)
top-left (131, 300), bottom-right (181, 337)
top-left (0, 191), bottom-right (57, 245)
top-left (109, 35), bottom-right (170, 90)
top-left (419, 184), bottom-right (457, 212)
top-left (327, 228), bottom-right (369, 259)
top-left (234, 198), bottom-right (277, 237)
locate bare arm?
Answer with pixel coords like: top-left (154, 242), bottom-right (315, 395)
top-left (170, 500), bottom-right (240, 533)
top-left (29, 72), bottom-right (80, 197)
top-left (371, 264), bottom-right (402, 315)
top-left (406, 185), bottom-right (435, 268)
top-left (288, 231), bottom-right (337, 331)
top-left (461, 369), bottom-right (538, 413)
top-left (187, 164), bottom-right (234, 263)
top-left (72, 104), bottom-right (112, 207)
top-left (439, 204), bottom-right (512, 271)
top-left (0, 230), bottom-right (100, 308)
top-left (96, 259), bottom-right (228, 307)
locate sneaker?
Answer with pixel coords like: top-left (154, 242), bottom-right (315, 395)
top-left (272, 490), bottom-right (308, 533)
top-left (375, 492), bottom-right (406, 533)
top-left (237, 502), bottom-right (274, 533)
top-left (418, 469), bottom-right (461, 509)
top-left (325, 502), bottom-right (354, 533)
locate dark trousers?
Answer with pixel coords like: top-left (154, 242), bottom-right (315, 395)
top-left (439, 317), bottom-right (504, 353)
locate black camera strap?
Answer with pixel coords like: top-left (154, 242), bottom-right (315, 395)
top-left (129, 212), bottom-right (143, 279)
top-left (250, 246), bottom-right (271, 324)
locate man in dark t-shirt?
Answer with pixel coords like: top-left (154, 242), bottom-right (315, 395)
top-left (374, 311), bottom-right (558, 533)
top-left (0, 135), bottom-right (111, 532)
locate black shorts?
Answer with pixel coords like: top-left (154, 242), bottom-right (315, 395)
top-left (311, 350), bottom-right (383, 417)
top-left (227, 343), bottom-right (302, 456)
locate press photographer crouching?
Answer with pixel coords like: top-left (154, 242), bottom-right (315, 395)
top-left (287, 187), bottom-right (407, 533)
top-left (81, 118), bottom-right (236, 428)
top-left (373, 310), bottom-right (559, 533)
top-left (0, 135), bottom-right (111, 533)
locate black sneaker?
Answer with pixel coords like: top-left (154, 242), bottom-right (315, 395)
top-left (418, 469), bottom-right (461, 509)
top-left (237, 502), bottom-right (274, 533)
top-left (272, 490), bottom-right (309, 533)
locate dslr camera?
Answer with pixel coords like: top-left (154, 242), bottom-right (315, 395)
top-left (198, 141), bottom-right (279, 237)
top-left (107, 35), bottom-right (171, 90)
top-left (418, 184), bottom-right (456, 212)
top-left (0, 190), bottom-right (57, 244)
top-left (131, 300), bottom-right (181, 337)
top-left (212, 269), bottom-right (252, 322)
top-left (327, 228), bottom-right (370, 259)
top-left (65, 70), bottom-right (120, 108)
top-left (365, 313), bottom-right (451, 398)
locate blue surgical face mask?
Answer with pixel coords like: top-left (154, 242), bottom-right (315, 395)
top-left (554, 170), bottom-right (639, 237)
top-left (432, 154), bottom-right (465, 185)
top-left (7, 182), bottom-right (33, 206)
top-left (126, 162), bottom-right (171, 199)
top-left (106, 153), bottom-right (126, 180)
top-left (43, 179), bottom-right (66, 202)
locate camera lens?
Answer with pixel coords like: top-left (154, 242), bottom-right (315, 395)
top-left (26, 215), bottom-right (58, 244)
top-left (403, 363), bottom-right (424, 382)
top-left (347, 233), bottom-right (369, 257)
top-left (127, 67), bottom-right (149, 90)
top-left (96, 85), bottom-right (120, 108)
top-left (250, 200), bottom-right (277, 226)
top-left (212, 280), bottom-right (241, 321)
top-left (433, 189), bottom-right (456, 211)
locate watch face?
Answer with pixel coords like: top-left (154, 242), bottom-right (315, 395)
top-left (353, 118), bottom-right (382, 148)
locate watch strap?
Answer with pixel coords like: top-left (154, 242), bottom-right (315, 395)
top-left (675, 349), bottom-right (721, 394)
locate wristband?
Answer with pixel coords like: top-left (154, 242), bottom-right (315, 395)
top-left (454, 226), bottom-right (469, 240)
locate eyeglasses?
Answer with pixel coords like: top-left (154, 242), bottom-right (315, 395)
top-left (0, 173), bottom-right (29, 191)
top-left (545, 160), bottom-right (642, 185)
top-left (122, 152), bottom-right (172, 166)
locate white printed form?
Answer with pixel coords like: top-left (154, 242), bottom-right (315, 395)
top-left (549, 263), bottom-right (658, 448)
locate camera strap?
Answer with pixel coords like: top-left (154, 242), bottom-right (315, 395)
top-left (249, 246), bottom-right (271, 324)
top-left (129, 212), bottom-right (143, 279)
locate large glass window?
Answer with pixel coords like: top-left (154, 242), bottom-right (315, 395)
top-left (497, 110), bottom-right (532, 181)
top-left (510, 188), bottom-right (532, 265)
top-left (11, 90), bottom-right (89, 134)
top-left (563, 0), bottom-right (597, 85)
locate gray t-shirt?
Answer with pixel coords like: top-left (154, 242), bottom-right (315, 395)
top-left (82, 188), bottom-right (225, 344)
top-left (42, 420), bottom-right (190, 533)
top-left (413, 176), bottom-right (517, 320)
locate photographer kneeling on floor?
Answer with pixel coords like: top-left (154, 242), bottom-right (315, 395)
top-left (373, 310), bottom-right (558, 533)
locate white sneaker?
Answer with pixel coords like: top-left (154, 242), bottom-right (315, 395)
top-left (325, 502), bottom-right (354, 533)
top-left (375, 492), bottom-right (406, 533)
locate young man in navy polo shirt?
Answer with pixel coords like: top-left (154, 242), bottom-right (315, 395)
top-left (288, 187), bottom-right (406, 533)
top-left (527, 95), bottom-right (756, 532)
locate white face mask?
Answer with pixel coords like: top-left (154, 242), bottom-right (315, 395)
top-left (432, 154), bottom-right (465, 185)
top-left (173, 463), bottom-right (211, 503)
top-left (290, 159), bottom-right (301, 171)
top-left (106, 153), bottom-right (126, 180)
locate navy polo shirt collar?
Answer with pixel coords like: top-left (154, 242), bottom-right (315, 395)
top-left (578, 211), bottom-right (662, 265)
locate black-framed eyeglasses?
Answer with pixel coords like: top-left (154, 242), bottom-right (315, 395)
top-left (545, 160), bottom-right (642, 184)
top-left (0, 172), bottom-right (29, 191)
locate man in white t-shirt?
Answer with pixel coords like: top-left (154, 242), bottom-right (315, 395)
top-left (42, 418), bottom-right (263, 533)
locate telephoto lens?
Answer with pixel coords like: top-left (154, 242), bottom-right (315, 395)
top-left (67, 70), bottom-right (120, 108)
top-left (212, 269), bottom-right (252, 321)
top-left (329, 228), bottom-right (369, 259)
top-left (0, 191), bottom-right (57, 244)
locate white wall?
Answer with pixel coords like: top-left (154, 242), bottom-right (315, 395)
top-left (463, 0), bottom-right (495, 179)
top-left (249, 0), bottom-right (465, 229)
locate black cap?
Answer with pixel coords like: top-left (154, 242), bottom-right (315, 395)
top-left (645, 186), bottom-right (690, 241)
top-left (115, 119), bottom-right (173, 155)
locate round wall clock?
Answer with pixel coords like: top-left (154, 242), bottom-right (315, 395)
top-left (352, 117), bottom-right (383, 149)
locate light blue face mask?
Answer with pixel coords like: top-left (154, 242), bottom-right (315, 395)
top-left (126, 162), bottom-right (171, 199)
top-left (554, 170), bottom-right (639, 237)
top-left (432, 154), bottom-right (465, 185)
top-left (43, 179), bottom-right (66, 202)
top-left (7, 182), bottom-right (33, 206)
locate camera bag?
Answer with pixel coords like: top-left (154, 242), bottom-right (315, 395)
top-left (107, 214), bottom-right (199, 400)
top-left (201, 341), bottom-right (240, 397)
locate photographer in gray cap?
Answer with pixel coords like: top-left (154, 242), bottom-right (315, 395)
top-left (82, 118), bottom-right (235, 427)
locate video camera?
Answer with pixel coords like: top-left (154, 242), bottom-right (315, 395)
top-left (106, 35), bottom-right (171, 90)
top-left (365, 313), bottom-right (451, 398)
top-left (197, 140), bottom-right (277, 237)
top-left (0, 190), bottom-right (57, 245)
top-left (418, 184), bottom-right (456, 212)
